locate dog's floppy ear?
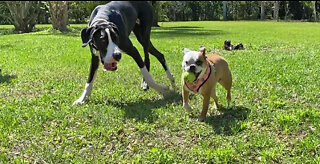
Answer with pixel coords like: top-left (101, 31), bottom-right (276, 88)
top-left (81, 27), bottom-right (93, 47)
top-left (109, 25), bottom-right (120, 45)
top-left (199, 46), bottom-right (206, 54)
top-left (183, 48), bottom-right (191, 54)
top-left (81, 26), bottom-right (100, 48)
top-left (199, 46), bottom-right (207, 59)
top-left (100, 29), bottom-right (106, 39)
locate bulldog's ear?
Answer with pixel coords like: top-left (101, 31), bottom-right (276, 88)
top-left (199, 46), bottom-right (206, 55)
top-left (199, 46), bottom-right (207, 59)
top-left (81, 27), bottom-right (93, 47)
top-left (183, 48), bottom-right (191, 54)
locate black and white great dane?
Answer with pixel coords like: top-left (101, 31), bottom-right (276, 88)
top-left (73, 1), bottom-right (176, 105)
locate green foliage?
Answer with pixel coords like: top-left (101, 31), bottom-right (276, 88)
top-left (68, 1), bottom-right (94, 24)
top-left (1, 1), bottom-right (319, 26)
top-left (0, 2), bottom-right (11, 24)
top-left (0, 21), bottom-right (320, 163)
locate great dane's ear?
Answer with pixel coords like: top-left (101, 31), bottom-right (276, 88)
top-left (183, 48), bottom-right (191, 54)
top-left (109, 26), bottom-right (120, 45)
top-left (81, 27), bottom-right (93, 47)
top-left (100, 28), bottom-right (106, 39)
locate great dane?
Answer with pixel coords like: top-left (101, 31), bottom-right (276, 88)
top-left (73, 1), bottom-right (176, 105)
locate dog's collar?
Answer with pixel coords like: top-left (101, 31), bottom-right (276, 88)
top-left (87, 18), bottom-right (116, 52)
top-left (185, 61), bottom-right (215, 93)
top-left (89, 18), bottom-right (109, 27)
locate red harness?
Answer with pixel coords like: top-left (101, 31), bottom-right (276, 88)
top-left (185, 62), bottom-right (212, 93)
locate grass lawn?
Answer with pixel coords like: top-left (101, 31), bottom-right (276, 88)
top-left (1, 21), bottom-right (320, 163)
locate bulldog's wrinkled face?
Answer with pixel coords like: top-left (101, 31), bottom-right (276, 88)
top-left (91, 28), bottom-right (121, 71)
top-left (182, 48), bottom-right (205, 75)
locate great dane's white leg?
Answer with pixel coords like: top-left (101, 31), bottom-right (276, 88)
top-left (73, 55), bottom-right (99, 105)
top-left (140, 66), bottom-right (170, 94)
top-left (73, 83), bottom-right (94, 105)
top-left (165, 67), bottom-right (177, 91)
top-left (73, 69), bottom-right (97, 105)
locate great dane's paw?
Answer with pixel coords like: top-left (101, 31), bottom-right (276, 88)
top-left (170, 81), bottom-right (178, 91)
top-left (183, 104), bottom-right (193, 113)
top-left (73, 99), bottom-right (86, 105)
top-left (141, 80), bottom-right (149, 90)
top-left (158, 85), bottom-right (172, 96)
top-left (198, 115), bottom-right (206, 122)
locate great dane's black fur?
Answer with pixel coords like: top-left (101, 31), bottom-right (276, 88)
top-left (74, 1), bottom-right (175, 105)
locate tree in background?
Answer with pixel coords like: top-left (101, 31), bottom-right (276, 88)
top-left (150, 1), bottom-right (160, 27)
top-left (38, 2), bottom-right (50, 24)
top-left (48, 1), bottom-right (68, 31)
top-left (260, 1), bottom-right (266, 20)
top-left (201, 1), bottom-right (222, 21)
top-left (6, 1), bottom-right (40, 33)
top-left (312, 1), bottom-right (317, 21)
top-left (1, 1), bottom-right (319, 28)
top-left (273, 1), bottom-right (280, 20)
top-left (68, 1), bottom-right (93, 24)
top-left (289, 1), bottom-right (304, 20)
top-left (223, 1), bottom-right (227, 20)
top-left (188, 1), bottom-right (201, 21)
top-left (0, 2), bottom-right (11, 25)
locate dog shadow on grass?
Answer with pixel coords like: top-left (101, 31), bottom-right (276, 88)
top-left (0, 73), bottom-right (17, 83)
top-left (205, 105), bottom-right (251, 136)
top-left (102, 91), bottom-right (182, 123)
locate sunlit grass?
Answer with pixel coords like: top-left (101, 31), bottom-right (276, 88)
top-left (0, 21), bottom-right (320, 163)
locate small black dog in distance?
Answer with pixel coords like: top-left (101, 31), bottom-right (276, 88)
top-left (224, 40), bottom-right (244, 51)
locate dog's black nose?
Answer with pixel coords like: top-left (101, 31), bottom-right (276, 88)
top-left (112, 52), bottom-right (122, 61)
top-left (189, 65), bottom-right (196, 72)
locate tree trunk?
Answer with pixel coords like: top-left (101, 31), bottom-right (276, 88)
top-left (274, 1), bottom-right (279, 20)
top-left (260, 1), bottom-right (266, 20)
top-left (312, 1), bottom-right (317, 21)
top-left (6, 1), bottom-right (39, 33)
top-left (151, 1), bottom-right (160, 27)
top-left (284, 1), bottom-right (289, 20)
top-left (48, 1), bottom-right (68, 31)
top-left (223, 1), bottom-right (227, 20)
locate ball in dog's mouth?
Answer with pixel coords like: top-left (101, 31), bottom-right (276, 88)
top-left (103, 62), bottom-right (118, 71)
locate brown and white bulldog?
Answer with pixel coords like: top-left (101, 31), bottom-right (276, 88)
top-left (181, 46), bottom-right (232, 122)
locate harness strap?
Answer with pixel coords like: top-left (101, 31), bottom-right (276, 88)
top-left (185, 61), bottom-right (215, 93)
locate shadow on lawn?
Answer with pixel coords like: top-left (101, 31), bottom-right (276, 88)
top-left (32, 27), bottom-right (84, 37)
top-left (0, 28), bottom-right (14, 35)
top-left (102, 91), bottom-right (182, 122)
top-left (0, 74), bottom-right (17, 83)
top-left (206, 105), bottom-right (251, 136)
top-left (0, 27), bottom-right (49, 35)
top-left (2, 25), bottom-right (225, 39)
top-left (151, 26), bottom-right (226, 38)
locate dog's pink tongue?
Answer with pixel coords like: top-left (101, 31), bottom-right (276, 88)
top-left (104, 62), bottom-right (117, 71)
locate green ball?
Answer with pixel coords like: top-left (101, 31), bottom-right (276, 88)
top-left (183, 71), bottom-right (196, 82)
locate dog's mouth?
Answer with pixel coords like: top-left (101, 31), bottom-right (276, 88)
top-left (194, 71), bottom-right (201, 80)
top-left (103, 62), bottom-right (118, 71)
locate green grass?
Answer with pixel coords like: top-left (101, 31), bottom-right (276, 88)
top-left (1, 21), bottom-right (320, 163)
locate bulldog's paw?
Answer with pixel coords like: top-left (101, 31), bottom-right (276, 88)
top-left (183, 104), bottom-right (193, 113)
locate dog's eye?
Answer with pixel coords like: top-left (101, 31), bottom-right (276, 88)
top-left (185, 61), bottom-right (189, 65)
top-left (195, 60), bottom-right (202, 65)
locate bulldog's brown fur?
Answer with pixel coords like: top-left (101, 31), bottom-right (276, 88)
top-left (182, 48), bottom-right (232, 122)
